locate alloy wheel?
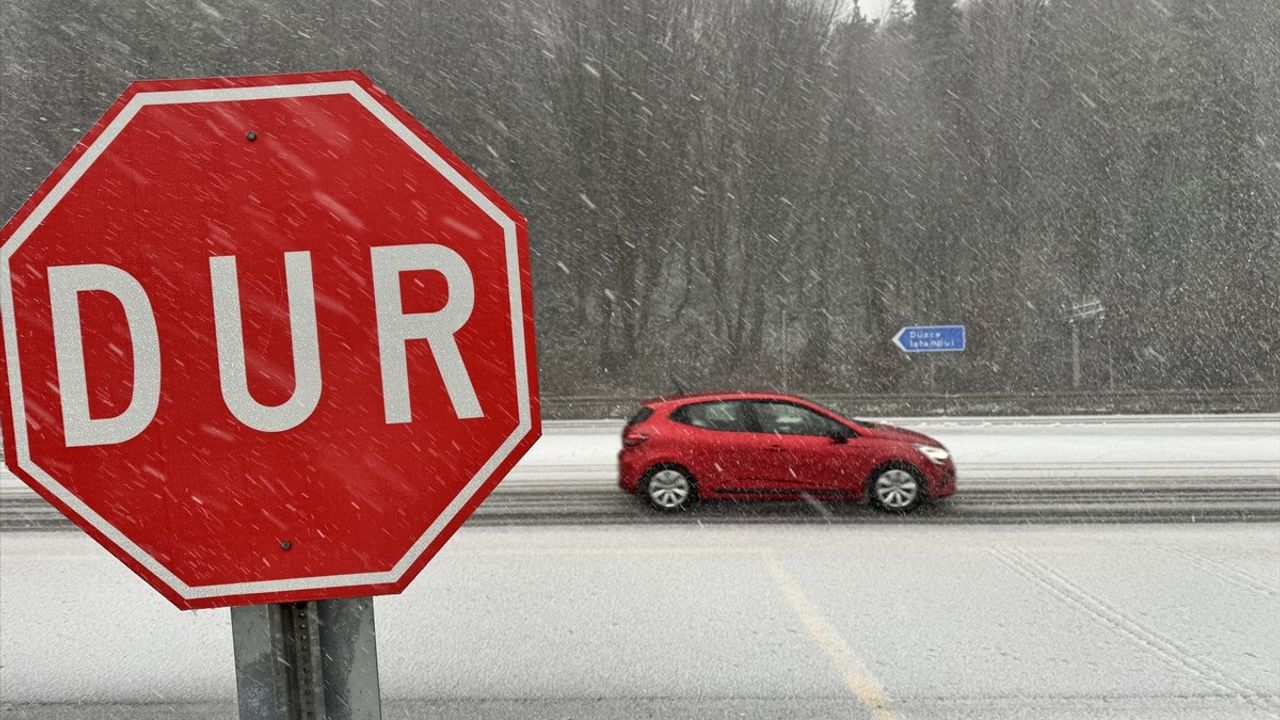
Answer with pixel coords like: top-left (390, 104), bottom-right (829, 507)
top-left (873, 468), bottom-right (920, 510)
top-left (647, 469), bottom-right (692, 509)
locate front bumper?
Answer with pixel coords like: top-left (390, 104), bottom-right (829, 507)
top-left (929, 462), bottom-right (957, 499)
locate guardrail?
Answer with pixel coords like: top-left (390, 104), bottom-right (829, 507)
top-left (540, 388), bottom-right (1280, 420)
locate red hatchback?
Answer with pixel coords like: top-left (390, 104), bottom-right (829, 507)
top-left (618, 392), bottom-right (956, 513)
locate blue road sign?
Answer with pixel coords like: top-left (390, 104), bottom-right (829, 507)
top-left (892, 325), bottom-right (966, 353)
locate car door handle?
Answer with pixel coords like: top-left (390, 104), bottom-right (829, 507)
top-left (766, 445), bottom-right (784, 451)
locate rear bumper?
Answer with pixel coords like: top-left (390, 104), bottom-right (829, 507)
top-left (618, 450), bottom-right (644, 494)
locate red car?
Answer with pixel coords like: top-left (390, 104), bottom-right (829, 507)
top-left (618, 392), bottom-right (956, 513)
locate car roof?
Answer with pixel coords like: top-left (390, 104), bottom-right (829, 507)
top-left (641, 390), bottom-right (808, 407)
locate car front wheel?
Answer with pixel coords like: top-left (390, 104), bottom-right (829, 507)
top-left (869, 466), bottom-right (923, 513)
top-left (643, 466), bottom-right (697, 512)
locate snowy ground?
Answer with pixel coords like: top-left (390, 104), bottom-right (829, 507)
top-left (2, 415), bottom-right (1278, 717)
top-left (3, 523), bottom-right (1279, 719)
top-left (5, 413), bottom-right (1277, 493)
top-left (5, 414), bottom-right (1278, 529)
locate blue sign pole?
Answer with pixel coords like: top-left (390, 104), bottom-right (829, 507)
top-left (892, 325), bottom-right (966, 353)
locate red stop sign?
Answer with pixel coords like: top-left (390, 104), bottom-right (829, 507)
top-left (0, 71), bottom-right (539, 609)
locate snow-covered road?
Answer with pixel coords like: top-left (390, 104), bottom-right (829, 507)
top-left (3, 523), bottom-right (1278, 719)
top-left (3, 417), bottom-right (1278, 716)
top-left (6, 413), bottom-right (1276, 488)
top-left (5, 414), bottom-right (1277, 527)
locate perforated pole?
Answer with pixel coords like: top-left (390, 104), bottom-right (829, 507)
top-left (232, 598), bottom-right (382, 720)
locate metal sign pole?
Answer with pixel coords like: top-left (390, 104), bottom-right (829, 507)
top-left (1071, 322), bottom-right (1081, 389)
top-left (232, 597), bottom-right (382, 720)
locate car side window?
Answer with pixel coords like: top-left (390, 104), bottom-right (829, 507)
top-left (752, 402), bottom-right (844, 437)
top-left (670, 401), bottom-right (753, 432)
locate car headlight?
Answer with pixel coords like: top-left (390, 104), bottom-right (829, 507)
top-left (915, 444), bottom-right (950, 464)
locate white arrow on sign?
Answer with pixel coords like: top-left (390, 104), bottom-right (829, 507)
top-left (892, 327), bottom-right (909, 352)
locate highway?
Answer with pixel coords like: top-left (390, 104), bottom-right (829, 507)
top-left (3, 524), bottom-right (1278, 719)
top-left (2, 414), bottom-right (1278, 719)
top-left (4, 414), bottom-right (1277, 528)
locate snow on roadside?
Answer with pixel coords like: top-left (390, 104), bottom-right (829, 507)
top-left (3, 523), bottom-right (1278, 703)
top-left (3, 415), bottom-right (1278, 491)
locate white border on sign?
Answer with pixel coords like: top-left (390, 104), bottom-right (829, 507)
top-left (0, 80), bottom-right (533, 601)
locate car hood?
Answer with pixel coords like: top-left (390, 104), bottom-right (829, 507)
top-left (858, 422), bottom-right (942, 447)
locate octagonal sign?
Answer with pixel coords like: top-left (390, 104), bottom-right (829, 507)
top-left (0, 71), bottom-right (539, 609)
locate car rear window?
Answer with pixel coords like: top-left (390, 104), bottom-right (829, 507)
top-left (670, 401), bottom-right (752, 432)
top-left (625, 407), bottom-right (654, 427)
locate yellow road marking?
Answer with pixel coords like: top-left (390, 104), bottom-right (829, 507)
top-left (762, 549), bottom-right (902, 720)
top-left (442, 543), bottom-right (903, 718)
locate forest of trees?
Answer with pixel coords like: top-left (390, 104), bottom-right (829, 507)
top-left (2, 0), bottom-right (1278, 396)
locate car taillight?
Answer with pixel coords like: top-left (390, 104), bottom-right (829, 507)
top-left (623, 433), bottom-right (649, 448)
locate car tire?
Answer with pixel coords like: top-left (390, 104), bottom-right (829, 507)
top-left (641, 465), bottom-right (698, 512)
top-left (868, 464), bottom-right (924, 513)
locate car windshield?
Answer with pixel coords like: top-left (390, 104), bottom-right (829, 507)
top-left (2, 1), bottom-right (1277, 719)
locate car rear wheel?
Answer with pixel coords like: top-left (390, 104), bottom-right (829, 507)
top-left (869, 466), bottom-right (923, 513)
top-left (643, 466), bottom-right (697, 512)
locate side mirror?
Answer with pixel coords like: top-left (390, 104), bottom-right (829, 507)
top-left (828, 429), bottom-right (852, 444)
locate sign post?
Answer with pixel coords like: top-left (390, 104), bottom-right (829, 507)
top-left (1065, 298), bottom-right (1105, 389)
top-left (892, 325), bottom-right (966, 392)
top-left (232, 597), bottom-right (381, 720)
top-left (0, 71), bottom-right (539, 719)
